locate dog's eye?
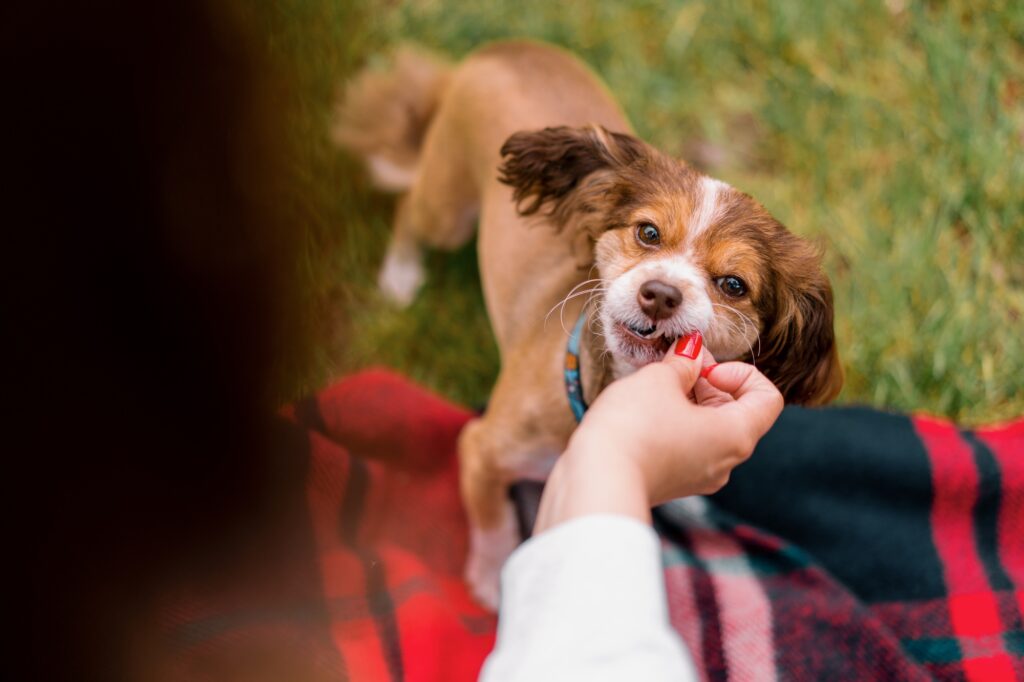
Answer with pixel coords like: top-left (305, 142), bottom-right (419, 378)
top-left (716, 275), bottom-right (747, 298)
top-left (636, 222), bottom-right (661, 246)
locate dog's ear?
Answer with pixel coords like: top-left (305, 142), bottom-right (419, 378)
top-left (756, 236), bottom-right (843, 405)
top-left (498, 125), bottom-right (645, 266)
top-left (498, 124), bottom-right (644, 215)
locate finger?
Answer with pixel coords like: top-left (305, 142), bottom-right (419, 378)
top-left (694, 350), bottom-right (732, 405)
top-left (706, 362), bottom-right (785, 439)
top-left (694, 377), bottom-right (733, 406)
top-left (704, 361), bottom-right (768, 396)
top-left (661, 331), bottom-right (706, 395)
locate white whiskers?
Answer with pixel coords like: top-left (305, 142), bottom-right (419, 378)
top-left (712, 303), bottom-right (761, 365)
top-left (545, 278), bottom-right (609, 335)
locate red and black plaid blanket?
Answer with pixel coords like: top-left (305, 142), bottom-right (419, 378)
top-left (164, 369), bottom-right (1024, 681)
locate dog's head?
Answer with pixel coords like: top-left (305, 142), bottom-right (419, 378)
top-left (499, 124), bottom-right (842, 405)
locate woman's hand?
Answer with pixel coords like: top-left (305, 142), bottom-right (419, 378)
top-left (534, 332), bottom-right (784, 533)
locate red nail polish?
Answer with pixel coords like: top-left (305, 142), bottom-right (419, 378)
top-left (675, 332), bottom-right (703, 359)
top-left (700, 363), bottom-right (719, 379)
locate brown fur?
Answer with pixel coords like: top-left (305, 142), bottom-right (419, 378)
top-left (335, 40), bottom-right (841, 607)
top-left (332, 47), bottom-right (452, 190)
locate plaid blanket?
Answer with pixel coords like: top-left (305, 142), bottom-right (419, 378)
top-left (164, 368), bottom-right (1023, 681)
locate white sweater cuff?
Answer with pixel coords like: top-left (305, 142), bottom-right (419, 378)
top-left (480, 514), bottom-right (695, 682)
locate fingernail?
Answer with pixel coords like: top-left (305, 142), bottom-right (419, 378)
top-left (700, 363), bottom-right (719, 379)
top-left (674, 331), bottom-right (703, 359)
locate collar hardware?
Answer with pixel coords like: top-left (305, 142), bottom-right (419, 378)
top-left (564, 312), bottom-right (589, 422)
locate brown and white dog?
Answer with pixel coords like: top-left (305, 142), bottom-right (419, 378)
top-left (335, 40), bottom-right (842, 608)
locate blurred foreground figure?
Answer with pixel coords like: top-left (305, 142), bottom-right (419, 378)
top-left (3, 3), bottom-right (319, 680)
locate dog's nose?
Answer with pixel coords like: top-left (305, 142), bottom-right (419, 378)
top-left (638, 280), bottom-right (682, 321)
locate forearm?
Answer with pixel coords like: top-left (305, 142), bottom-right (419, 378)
top-left (533, 438), bottom-right (651, 535)
top-left (483, 437), bottom-right (696, 680)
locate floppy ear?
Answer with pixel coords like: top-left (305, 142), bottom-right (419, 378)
top-left (756, 238), bottom-right (843, 405)
top-left (498, 124), bottom-right (645, 267)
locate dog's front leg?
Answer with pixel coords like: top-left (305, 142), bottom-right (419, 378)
top-left (377, 195), bottom-right (426, 306)
top-left (458, 417), bottom-right (521, 611)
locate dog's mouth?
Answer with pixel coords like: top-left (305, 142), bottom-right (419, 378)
top-left (626, 321), bottom-right (657, 337)
top-left (613, 321), bottom-right (677, 361)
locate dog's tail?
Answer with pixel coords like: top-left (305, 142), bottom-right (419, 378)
top-left (331, 46), bottom-right (452, 192)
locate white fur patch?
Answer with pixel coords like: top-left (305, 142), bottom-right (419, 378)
top-left (465, 502), bottom-right (519, 611)
top-left (367, 154), bottom-right (417, 192)
top-left (688, 176), bottom-right (730, 240)
top-left (378, 236), bottom-right (424, 306)
top-left (600, 254), bottom-right (714, 372)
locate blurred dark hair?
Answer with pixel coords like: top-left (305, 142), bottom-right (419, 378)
top-left (3, 2), bottom-right (316, 679)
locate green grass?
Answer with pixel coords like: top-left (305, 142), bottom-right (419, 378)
top-left (259, 0), bottom-right (1024, 425)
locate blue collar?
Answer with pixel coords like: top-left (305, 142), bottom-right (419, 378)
top-left (564, 312), bottom-right (589, 422)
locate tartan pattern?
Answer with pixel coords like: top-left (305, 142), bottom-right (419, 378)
top-left (705, 408), bottom-right (1024, 681)
top-left (162, 369), bottom-right (1024, 681)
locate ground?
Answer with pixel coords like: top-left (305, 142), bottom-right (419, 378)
top-left (257, 0), bottom-right (1024, 425)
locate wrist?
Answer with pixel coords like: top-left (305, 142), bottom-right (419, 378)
top-left (566, 420), bottom-right (636, 465)
top-left (532, 437), bottom-right (652, 535)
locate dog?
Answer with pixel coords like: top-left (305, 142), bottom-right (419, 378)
top-left (334, 40), bottom-right (842, 609)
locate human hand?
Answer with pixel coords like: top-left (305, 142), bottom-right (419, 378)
top-left (533, 332), bottom-right (784, 533)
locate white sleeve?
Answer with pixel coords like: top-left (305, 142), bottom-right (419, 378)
top-left (479, 514), bottom-right (697, 682)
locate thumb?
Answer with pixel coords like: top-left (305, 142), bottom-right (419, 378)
top-left (662, 332), bottom-right (705, 394)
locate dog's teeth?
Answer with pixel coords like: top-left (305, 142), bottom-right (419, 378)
top-left (626, 322), bottom-right (659, 337)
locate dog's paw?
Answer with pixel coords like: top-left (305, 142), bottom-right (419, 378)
top-left (465, 513), bottom-right (520, 611)
top-left (465, 553), bottom-right (502, 611)
top-left (378, 240), bottom-right (424, 307)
